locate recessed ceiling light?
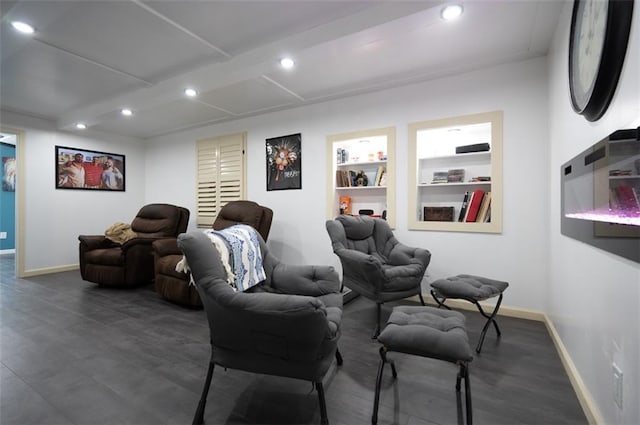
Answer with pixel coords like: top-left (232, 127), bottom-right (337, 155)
top-left (75, 123), bottom-right (87, 130)
top-left (184, 88), bottom-right (198, 97)
top-left (441, 4), bottom-right (463, 21)
top-left (121, 108), bottom-right (133, 116)
top-left (280, 57), bottom-right (295, 69)
top-left (11, 21), bottom-right (35, 34)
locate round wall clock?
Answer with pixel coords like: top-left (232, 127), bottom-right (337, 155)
top-left (568, 0), bottom-right (634, 122)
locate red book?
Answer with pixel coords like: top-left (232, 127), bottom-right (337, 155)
top-left (465, 189), bottom-right (485, 222)
top-left (615, 185), bottom-right (640, 211)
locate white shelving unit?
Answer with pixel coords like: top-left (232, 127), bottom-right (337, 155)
top-left (326, 127), bottom-right (395, 227)
top-left (408, 111), bottom-right (503, 233)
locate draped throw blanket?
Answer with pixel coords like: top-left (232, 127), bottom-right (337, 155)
top-left (176, 224), bottom-right (266, 292)
top-left (104, 222), bottom-right (137, 244)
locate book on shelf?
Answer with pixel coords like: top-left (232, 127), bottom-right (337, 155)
top-left (458, 191), bottom-right (470, 222)
top-left (614, 184), bottom-right (640, 211)
top-left (374, 166), bottom-right (386, 186)
top-left (378, 171), bottom-right (387, 187)
top-left (476, 192), bottom-right (492, 222)
top-left (339, 196), bottom-right (352, 215)
top-left (424, 206), bottom-right (454, 222)
top-left (431, 171), bottom-right (449, 184)
top-left (447, 169), bottom-right (465, 183)
top-left (465, 189), bottom-right (485, 222)
top-left (484, 205), bottom-right (491, 223)
top-left (470, 176), bottom-right (491, 182)
top-left (335, 170), bottom-right (350, 187)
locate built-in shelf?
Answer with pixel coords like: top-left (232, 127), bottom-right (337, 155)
top-left (408, 111), bottom-right (503, 233)
top-left (326, 127), bottom-right (395, 226)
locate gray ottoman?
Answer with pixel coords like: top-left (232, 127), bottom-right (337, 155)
top-left (430, 274), bottom-right (509, 353)
top-left (372, 306), bottom-right (473, 425)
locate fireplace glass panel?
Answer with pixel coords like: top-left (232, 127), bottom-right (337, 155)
top-left (561, 127), bottom-right (640, 263)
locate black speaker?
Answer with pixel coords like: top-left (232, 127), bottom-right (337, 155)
top-left (456, 143), bottom-right (490, 154)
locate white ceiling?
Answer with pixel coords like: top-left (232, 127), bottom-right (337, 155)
top-left (0, 0), bottom-right (564, 140)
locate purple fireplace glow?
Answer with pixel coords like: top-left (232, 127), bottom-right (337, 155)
top-left (561, 127), bottom-right (640, 263)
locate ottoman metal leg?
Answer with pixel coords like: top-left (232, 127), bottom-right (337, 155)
top-left (430, 289), bottom-right (452, 310)
top-left (474, 293), bottom-right (503, 353)
top-left (373, 303), bottom-right (382, 339)
top-left (372, 347), bottom-right (392, 425)
top-left (431, 289), bottom-right (505, 353)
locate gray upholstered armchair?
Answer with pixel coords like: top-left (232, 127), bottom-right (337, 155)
top-left (326, 215), bottom-right (431, 337)
top-left (177, 230), bottom-right (342, 425)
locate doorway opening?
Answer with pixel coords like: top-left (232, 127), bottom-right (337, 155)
top-left (0, 126), bottom-right (24, 278)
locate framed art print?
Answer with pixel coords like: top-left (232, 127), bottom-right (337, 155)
top-left (266, 133), bottom-right (301, 191)
top-left (56, 145), bottom-right (125, 191)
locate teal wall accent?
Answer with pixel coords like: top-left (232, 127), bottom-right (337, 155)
top-left (0, 143), bottom-right (16, 250)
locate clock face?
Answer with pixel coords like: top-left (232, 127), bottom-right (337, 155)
top-left (568, 0), bottom-right (634, 122)
top-left (570, 0), bottom-right (608, 110)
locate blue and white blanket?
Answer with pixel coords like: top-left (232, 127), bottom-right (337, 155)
top-left (177, 224), bottom-right (266, 292)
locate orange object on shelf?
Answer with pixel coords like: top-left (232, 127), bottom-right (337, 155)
top-left (339, 196), bottom-right (352, 215)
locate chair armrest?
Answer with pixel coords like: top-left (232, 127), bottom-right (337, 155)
top-left (78, 235), bottom-right (117, 250)
top-left (152, 237), bottom-right (181, 257)
top-left (335, 248), bottom-right (387, 288)
top-left (389, 244), bottom-right (431, 267)
top-left (121, 236), bottom-right (163, 251)
top-left (270, 264), bottom-right (340, 296)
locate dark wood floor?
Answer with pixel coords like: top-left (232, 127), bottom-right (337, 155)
top-left (0, 254), bottom-right (587, 425)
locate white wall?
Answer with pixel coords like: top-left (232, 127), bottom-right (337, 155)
top-left (0, 110), bottom-right (146, 272)
top-left (146, 56), bottom-right (550, 312)
top-left (547, 3), bottom-right (640, 425)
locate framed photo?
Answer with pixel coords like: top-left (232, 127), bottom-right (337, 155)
top-left (266, 133), bottom-right (301, 191)
top-left (2, 156), bottom-right (16, 192)
top-left (55, 145), bottom-right (125, 191)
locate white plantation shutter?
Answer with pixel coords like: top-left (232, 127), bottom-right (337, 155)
top-left (196, 132), bottom-right (246, 227)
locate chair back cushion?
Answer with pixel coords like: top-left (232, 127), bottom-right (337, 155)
top-left (213, 200), bottom-right (273, 241)
top-left (333, 215), bottom-right (396, 259)
top-left (131, 204), bottom-right (189, 237)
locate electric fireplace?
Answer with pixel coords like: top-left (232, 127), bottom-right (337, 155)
top-left (561, 127), bottom-right (640, 263)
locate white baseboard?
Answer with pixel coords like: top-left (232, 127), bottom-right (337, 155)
top-left (543, 316), bottom-right (603, 425)
top-left (409, 294), bottom-right (601, 424)
top-left (22, 264), bottom-right (79, 277)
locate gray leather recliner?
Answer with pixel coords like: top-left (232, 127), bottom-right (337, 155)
top-left (177, 230), bottom-right (342, 425)
top-left (326, 215), bottom-right (431, 337)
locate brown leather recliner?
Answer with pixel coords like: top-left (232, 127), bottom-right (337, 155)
top-left (152, 200), bottom-right (273, 307)
top-left (79, 204), bottom-right (190, 287)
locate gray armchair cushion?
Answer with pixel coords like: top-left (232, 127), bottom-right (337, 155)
top-left (378, 305), bottom-right (473, 362)
top-left (431, 274), bottom-right (509, 301)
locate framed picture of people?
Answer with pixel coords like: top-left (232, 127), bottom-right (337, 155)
top-left (55, 146), bottom-right (125, 191)
top-left (266, 133), bottom-right (301, 191)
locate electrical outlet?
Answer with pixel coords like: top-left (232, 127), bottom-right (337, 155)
top-left (613, 362), bottom-right (623, 410)
top-left (0, 232), bottom-right (7, 240)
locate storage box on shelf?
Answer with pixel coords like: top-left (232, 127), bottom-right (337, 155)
top-left (408, 111), bottom-right (503, 233)
top-left (326, 127), bottom-right (395, 226)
